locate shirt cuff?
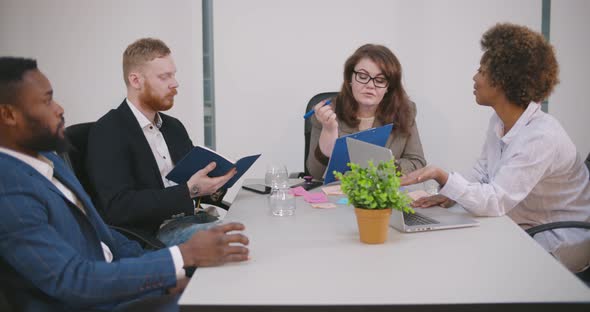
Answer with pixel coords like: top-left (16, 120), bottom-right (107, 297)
top-left (169, 246), bottom-right (186, 280)
top-left (439, 171), bottom-right (469, 201)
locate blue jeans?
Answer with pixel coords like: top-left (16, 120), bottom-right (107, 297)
top-left (157, 213), bottom-right (220, 247)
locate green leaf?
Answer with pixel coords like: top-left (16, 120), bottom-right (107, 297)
top-left (334, 158), bottom-right (413, 212)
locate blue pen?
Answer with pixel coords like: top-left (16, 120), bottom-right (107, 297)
top-left (303, 99), bottom-right (332, 119)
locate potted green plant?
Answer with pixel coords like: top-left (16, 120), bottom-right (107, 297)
top-left (334, 159), bottom-right (413, 244)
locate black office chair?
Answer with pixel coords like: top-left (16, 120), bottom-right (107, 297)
top-left (294, 91), bottom-right (339, 178)
top-left (0, 288), bottom-right (13, 312)
top-left (61, 122), bottom-right (166, 250)
top-left (525, 152), bottom-right (590, 286)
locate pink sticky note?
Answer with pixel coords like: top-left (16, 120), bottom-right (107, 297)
top-left (311, 203), bottom-right (337, 209)
top-left (321, 185), bottom-right (344, 196)
top-left (304, 192), bottom-right (329, 203)
top-left (289, 186), bottom-right (308, 196)
top-left (407, 190), bottom-right (430, 201)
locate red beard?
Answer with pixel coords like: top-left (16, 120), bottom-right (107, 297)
top-left (139, 81), bottom-right (177, 112)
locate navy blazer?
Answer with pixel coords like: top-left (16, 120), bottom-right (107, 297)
top-left (0, 152), bottom-right (177, 311)
top-left (86, 101), bottom-right (195, 235)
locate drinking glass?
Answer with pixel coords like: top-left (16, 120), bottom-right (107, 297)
top-left (264, 164), bottom-right (288, 188)
top-left (269, 187), bottom-right (296, 216)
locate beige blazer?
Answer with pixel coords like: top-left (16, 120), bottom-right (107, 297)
top-left (306, 101), bottom-right (426, 180)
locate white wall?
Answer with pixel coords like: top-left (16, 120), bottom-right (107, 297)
top-left (2, 0), bottom-right (587, 204)
top-left (214, 0), bottom-right (540, 196)
top-left (409, 0), bottom-right (540, 171)
top-left (550, 0), bottom-right (590, 158)
top-left (0, 0), bottom-right (204, 144)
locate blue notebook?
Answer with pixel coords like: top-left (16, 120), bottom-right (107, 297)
top-left (323, 123), bottom-right (393, 184)
top-left (166, 146), bottom-right (261, 189)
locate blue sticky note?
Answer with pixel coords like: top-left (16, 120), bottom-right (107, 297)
top-left (336, 198), bottom-right (349, 205)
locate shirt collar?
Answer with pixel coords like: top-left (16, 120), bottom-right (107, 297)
top-left (126, 98), bottom-right (163, 129)
top-left (0, 147), bottom-right (55, 181)
top-left (495, 102), bottom-right (541, 144)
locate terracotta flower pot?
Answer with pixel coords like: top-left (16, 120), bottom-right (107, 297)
top-left (354, 208), bottom-right (393, 244)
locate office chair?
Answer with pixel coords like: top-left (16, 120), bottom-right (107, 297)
top-left (525, 152), bottom-right (590, 286)
top-left (292, 91), bottom-right (339, 178)
top-left (0, 289), bottom-right (13, 312)
top-left (61, 122), bottom-right (166, 250)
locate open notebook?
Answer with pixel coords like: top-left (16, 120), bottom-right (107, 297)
top-left (166, 145), bottom-right (260, 189)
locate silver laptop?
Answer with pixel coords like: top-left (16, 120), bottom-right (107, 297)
top-left (345, 137), bottom-right (479, 232)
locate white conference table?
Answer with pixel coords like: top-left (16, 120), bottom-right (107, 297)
top-left (179, 179), bottom-right (590, 311)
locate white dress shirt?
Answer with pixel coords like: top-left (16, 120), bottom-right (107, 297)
top-left (127, 99), bottom-right (177, 188)
top-left (440, 102), bottom-right (590, 272)
top-left (126, 99), bottom-right (186, 278)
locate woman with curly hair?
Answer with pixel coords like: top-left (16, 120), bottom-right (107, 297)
top-left (307, 44), bottom-right (426, 179)
top-left (401, 23), bottom-right (590, 272)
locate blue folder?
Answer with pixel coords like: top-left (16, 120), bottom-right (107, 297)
top-left (323, 123), bottom-right (393, 184)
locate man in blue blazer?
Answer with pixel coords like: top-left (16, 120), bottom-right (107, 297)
top-left (0, 57), bottom-right (249, 311)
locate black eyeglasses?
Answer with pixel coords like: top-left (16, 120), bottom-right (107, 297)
top-left (352, 70), bottom-right (389, 88)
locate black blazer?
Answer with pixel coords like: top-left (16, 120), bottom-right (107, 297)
top-left (86, 101), bottom-right (195, 234)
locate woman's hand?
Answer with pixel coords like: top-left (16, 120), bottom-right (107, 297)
top-left (411, 194), bottom-right (456, 208)
top-left (315, 100), bottom-right (338, 132)
top-left (315, 100), bottom-right (339, 157)
top-left (400, 165), bottom-right (449, 187)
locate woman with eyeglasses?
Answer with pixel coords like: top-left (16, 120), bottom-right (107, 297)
top-left (306, 44), bottom-right (426, 180)
top-left (401, 23), bottom-right (590, 273)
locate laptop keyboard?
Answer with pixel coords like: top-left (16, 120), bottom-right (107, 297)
top-left (403, 211), bottom-right (440, 226)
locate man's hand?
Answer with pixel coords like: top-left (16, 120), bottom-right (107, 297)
top-left (187, 162), bottom-right (237, 197)
top-left (411, 194), bottom-right (456, 208)
top-left (178, 222), bottom-right (249, 268)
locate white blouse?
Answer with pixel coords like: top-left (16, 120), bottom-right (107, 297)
top-left (440, 103), bottom-right (590, 272)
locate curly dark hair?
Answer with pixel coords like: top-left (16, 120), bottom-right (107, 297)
top-left (334, 44), bottom-right (413, 134)
top-left (480, 23), bottom-right (559, 108)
